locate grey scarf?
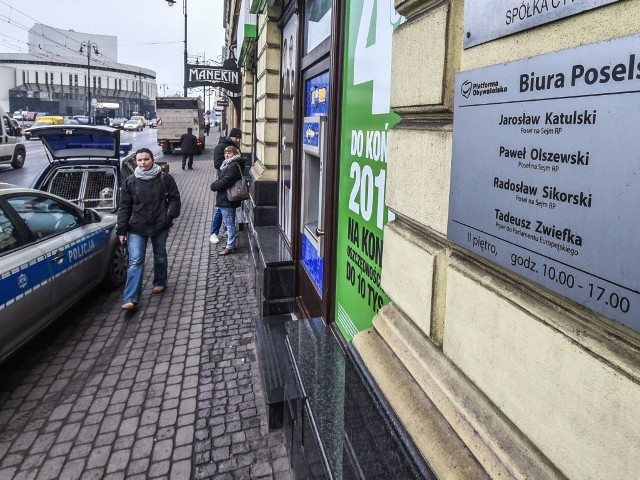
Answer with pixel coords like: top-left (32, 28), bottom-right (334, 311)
top-left (134, 164), bottom-right (162, 180)
top-left (220, 154), bottom-right (241, 171)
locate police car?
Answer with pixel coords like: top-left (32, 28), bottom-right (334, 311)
top-left (0, 183), bottom-right (126, 363)
top-left (28, 124), bottom-right (135, 212)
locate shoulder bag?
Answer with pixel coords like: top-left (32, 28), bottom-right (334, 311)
top-left (226, 163), bottom-right (250, 202)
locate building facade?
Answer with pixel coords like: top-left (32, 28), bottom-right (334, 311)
top-left (0, 24), bottom-right (156, 121)
top-left (220, 0), bottom-right (640, 478)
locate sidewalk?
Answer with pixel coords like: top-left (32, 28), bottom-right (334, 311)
top-left (0, 146), bottom-right (292, 479)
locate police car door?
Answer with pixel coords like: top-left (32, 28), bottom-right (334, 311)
top-left (6, 194), bottom-right (108, 321)
top-left (0, 201), bottom-right (54, 361)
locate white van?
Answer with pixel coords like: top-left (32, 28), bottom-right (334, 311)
top-left (0, 107), bottom-right (26, 168)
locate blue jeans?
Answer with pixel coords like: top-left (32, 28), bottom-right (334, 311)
top-left (220, 207), bottom-right (237, 249)
top-left (123, 230), bottom-right (169, 304)
top-left (210, 207), bottom-right (222, 235)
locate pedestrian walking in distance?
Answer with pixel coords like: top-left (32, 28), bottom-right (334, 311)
top-left (204, 121), bottom-right (211, 136)
top-left (117, 148), bottom-right (181, 310)
top-left (180, 127), bottom-right (198, 170)
top-left (210, 145), bottom-right (245, 255)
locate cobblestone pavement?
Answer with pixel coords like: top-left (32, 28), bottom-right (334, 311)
top-left (0, 147), bottom-right (293, 479)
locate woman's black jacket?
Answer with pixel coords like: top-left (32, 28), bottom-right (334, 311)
top-left (210, 156), bottom-right (246, 208)
top-left (116, 172), bottom-right (181, 236)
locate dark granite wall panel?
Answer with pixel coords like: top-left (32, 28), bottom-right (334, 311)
top-left (343, 350), bottom-right (436, 480)
top-left (285, 319), bottom-right (435, 479)
top-left (252, 179), bottom-right (278, 206)
top-left (263, 299), bottom-right (295, 316)
top-left (264, 265), bottom-right (295, 299)
top-left (254, 205), bottom-right (278, 226)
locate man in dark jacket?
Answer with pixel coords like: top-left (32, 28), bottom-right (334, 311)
top-left (210, 145), bottom-right (245, 255)
top-left (180, 127), bottom-right (198, 170)
top-left (117, 148), bottom-right (181, 309)
top-left (213, 127), bottom-right (242, 170)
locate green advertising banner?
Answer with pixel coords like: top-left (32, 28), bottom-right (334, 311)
top-left (335, 0), bottom-right (403, 341)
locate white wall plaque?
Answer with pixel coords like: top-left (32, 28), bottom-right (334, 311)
top-left (464, 0), bottom-right (621, 48)
top-left (449, 34), bottom-right (640, 332)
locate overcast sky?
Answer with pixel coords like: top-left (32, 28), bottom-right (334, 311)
top-left (0, 0), bottom-right (225, 96)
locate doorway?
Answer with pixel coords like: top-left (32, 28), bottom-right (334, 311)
top-left (295, 62), bottom-right (332, 319)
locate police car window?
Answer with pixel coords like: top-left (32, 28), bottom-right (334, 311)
top-left (0, 205), bottom-right (20, 254)
top-left (7, 195), bottom-right (82, 239)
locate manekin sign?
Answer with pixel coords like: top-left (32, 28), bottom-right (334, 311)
top-left (185, 59), bottom-right (241, 93)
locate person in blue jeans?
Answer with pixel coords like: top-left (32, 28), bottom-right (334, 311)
top-left (210, 128), bottom-right (242, 244)
top-left (210, 145), bottom-right (246, 255)
top-left (116, 148), bottom-right (181, 310)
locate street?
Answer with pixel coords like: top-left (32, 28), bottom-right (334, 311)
top-left (0, 135), bottom-right (292, 480)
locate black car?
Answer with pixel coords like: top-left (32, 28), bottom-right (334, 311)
top-left (109, 117), bottom-right (128, 129)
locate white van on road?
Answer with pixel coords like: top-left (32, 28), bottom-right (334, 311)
top-left (0, 107), bottom-right (26, 169)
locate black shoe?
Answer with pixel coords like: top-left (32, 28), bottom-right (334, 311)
top-left (188, 166), bottom-right (193, 170)
top-left (181, 165), bottom-right (185, 170)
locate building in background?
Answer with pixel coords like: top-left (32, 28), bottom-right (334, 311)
top-left (0, 23), bottom-right (156, 122)
top-left (220, 0), bottom-right (640, 478)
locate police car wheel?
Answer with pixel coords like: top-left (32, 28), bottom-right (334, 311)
top-left (106, 243), bottom-right (128, 287)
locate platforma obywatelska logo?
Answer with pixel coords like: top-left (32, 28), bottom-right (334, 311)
top-left (461, 80), bottom-right (472, 98)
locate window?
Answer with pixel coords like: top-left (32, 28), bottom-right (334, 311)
top-left (45, 72), bottom-right (48, 85)
top-left (278, 14), bottom-right (298, 243)
top-left (7, 195), bottom-right (82, 240)
top-left (35, 72), bottom-right (39, 84)
top-left (22, 71), bottom-right (26, 84)
top-left (3, 116), bottom-right (17, 137)
top-left (304, 0), bottom-right (332, 54)
top-left (69, 74), bottom-right (73, 85)
top-left (74, 74), bottom-right (79, 87)
top-left (0, 206), bottom-right (20, 255)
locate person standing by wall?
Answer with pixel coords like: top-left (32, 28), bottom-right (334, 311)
top-left (209, 128), bottom-right (242, 244)
top-left (180, 127), bottom-right (198, 170)
top-left (116, 148), bottom-right (181, 310)
top-left (213, 127), bottom-right (242, 169)
top-left (210, 145), bottom-right (245, 255)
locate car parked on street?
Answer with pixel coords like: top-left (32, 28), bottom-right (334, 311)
top-left (0, 182), bottom-right (127, 363)
top-left (123, 119), bottom-right (143, 132)
top-left (149, 118), bottom-right (158, 128)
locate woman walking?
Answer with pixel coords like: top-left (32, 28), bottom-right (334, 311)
top-left (210, 146), bottom-right (245, 255)
top-left (117, 148), bottom-right (181, 310)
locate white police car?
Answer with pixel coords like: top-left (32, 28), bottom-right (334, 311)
top-left (0, 183), bottom-right (126, 363)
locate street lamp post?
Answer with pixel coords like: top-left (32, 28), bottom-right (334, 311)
top-left (79, 41), bottom-right (99, 124)
top-left (166, 0), bottom-right (188, 97)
